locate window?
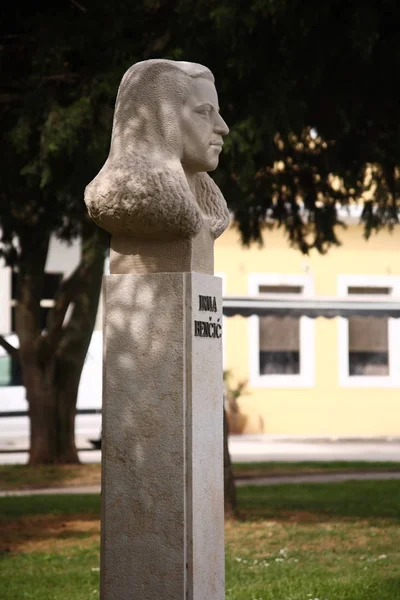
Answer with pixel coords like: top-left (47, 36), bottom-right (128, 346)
top-left (249, 275), bottom-right (315, 388)
top-left (0, 270), bottom-right (63, 388)
top-left (338, 276), bottom-right (400, 387)
top-left (258, 285), bottom-right (301, 375)
top-left (215, 271), bottom-right (227, 369)
top-left (0, 265), bottom-right (11, 335)
top-left (0, 354), bottom-right (22, 387)
top-left (348, 287), bottom-right (389, 376)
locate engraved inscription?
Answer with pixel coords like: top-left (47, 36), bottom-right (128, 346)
top-left (195, 294), bottom-right (221, 339)
top-left (199, 295), bottom-right (217, 312)
top-left (194, 319), bottom-right (222, 338)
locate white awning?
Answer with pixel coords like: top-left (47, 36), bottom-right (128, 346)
top-left (222, 295), bottom-right (400, 319)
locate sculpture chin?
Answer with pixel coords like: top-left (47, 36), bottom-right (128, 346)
top-left (182, 153), bottom-right (221, 174)
top-left (206, 154), bottom-right (222, 172)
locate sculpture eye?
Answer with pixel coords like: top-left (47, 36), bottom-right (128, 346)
top-left (197, 104), bottom-right (213, 117)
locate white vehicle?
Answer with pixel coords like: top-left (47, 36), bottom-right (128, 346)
top-left (0, 331), bottom-right (103, 451)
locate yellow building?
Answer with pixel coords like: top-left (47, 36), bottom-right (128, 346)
top-left (215, 223), bottom-right (400, 437)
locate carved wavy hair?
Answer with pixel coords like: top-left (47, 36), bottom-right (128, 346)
top-left (85, 59), bottom-right (229, 240)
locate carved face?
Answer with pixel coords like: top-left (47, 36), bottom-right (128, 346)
top-left (180, 78), bottom-right (229, 173)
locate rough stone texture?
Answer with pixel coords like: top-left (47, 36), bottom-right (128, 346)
top-left (84, 59), bottom-right (230, 247)
top-left (102, 273), bottom-right (224, 600)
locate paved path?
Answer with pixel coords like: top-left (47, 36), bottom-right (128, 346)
top-left (0, 484), bottom-right (101, 497)
top-left (0, 449), bottom-right (102, 465)
top-left (2, 471), bottom-right (400, 497)
top-left (229, 435), bottom-right (400, 463)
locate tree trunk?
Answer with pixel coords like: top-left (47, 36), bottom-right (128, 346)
top-left (16, 223), bottom-right (107, 465)
top-left (26, 333), bottom-right (99, 465)
top-left (223, 407), bottom-right (237, 516)
top-left (27, 359), bottom-right (79, 464)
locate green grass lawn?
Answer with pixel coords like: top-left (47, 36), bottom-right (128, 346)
top-left (1, 461), bottom-right (399, 491)
top-left (1, 481), bottom-right (400, 599)
top-left (233, 460), bottom-right (400, 479)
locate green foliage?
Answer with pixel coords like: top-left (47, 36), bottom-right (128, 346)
top-left (223, 370), bottom-right (248, 416)
top-left (1, 2), bottom-right (153, 261)
top-left (1, 0), bottom-right (399, 263)
top-left (173, 1), bottom-right (400, 251)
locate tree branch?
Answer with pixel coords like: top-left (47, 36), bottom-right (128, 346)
top-left (57, 226), bottom-right (107, 359)
top-left (44, 262), bottom-right (87, 350)
top-left (0, 93), bottom-right (21, 104)
top-left (37, 74), bottom-right (79, 83)
top-left (70, 0), bottom-right (87, 13)
top-left (0, 334), bottom-right (19, 358)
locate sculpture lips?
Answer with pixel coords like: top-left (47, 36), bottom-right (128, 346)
top-left (211, 140), bottom-right (223, 147)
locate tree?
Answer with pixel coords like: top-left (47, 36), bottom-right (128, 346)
top-left (0, 30), bottom-right (110, 462)
top-left (169, 0), bottom-right (400, 513)
top-left (0, 1), bottom-right (172, 463)
top-left (1, 2), bottom-right (398, 513)
top-left (173, 0), bottom-right (400, 249)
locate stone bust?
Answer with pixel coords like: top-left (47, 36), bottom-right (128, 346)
top-left (85, 59), bottom-right (230, 274)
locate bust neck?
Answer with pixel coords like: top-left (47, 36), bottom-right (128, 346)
top-left (109, 217), bottom-right (214, 275)
top-left (183, 168), bottom-right (198, 197)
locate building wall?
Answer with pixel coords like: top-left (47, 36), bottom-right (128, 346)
top-left (2, 226), bottom-right (400, 436)
top-left (215, 224), bottom-right (400, 436)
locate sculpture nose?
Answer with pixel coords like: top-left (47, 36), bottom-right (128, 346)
top-left (214, 113), bottom-right (229, 137)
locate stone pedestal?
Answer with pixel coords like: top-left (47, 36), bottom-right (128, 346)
top-left (101, 272), bottom-right (224, 600)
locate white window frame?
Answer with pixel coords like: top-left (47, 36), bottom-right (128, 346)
top-left (338, 275), bottom-right (400, 388)
top-left (0, 264), bottom-right (11, 335)
top-left (248, 274), bottom-right (315, 388)
top-left (215, 271), bottom-right (227, 370)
